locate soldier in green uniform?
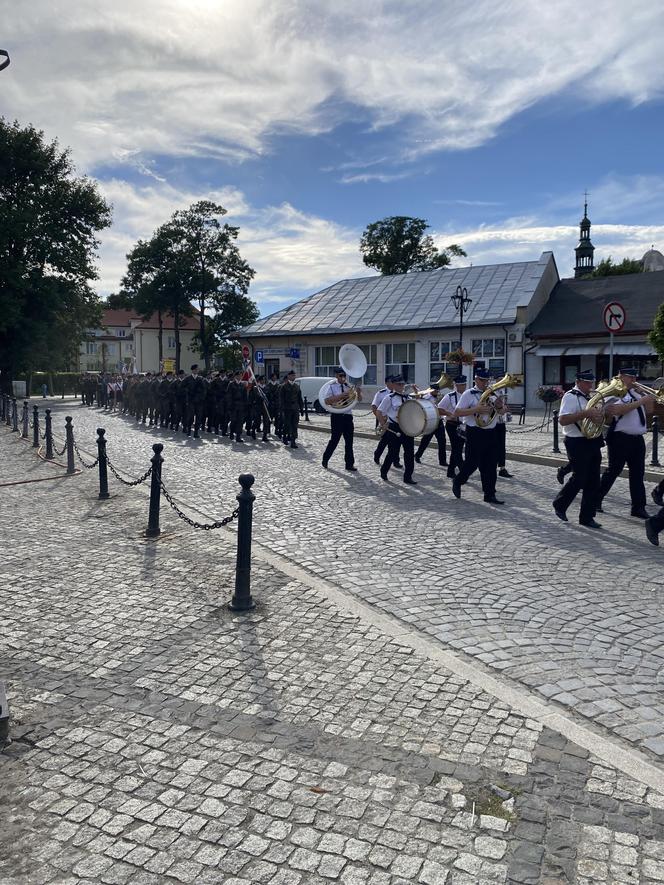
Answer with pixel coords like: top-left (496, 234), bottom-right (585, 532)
top-left (280, 370), bottom-right (304, 448)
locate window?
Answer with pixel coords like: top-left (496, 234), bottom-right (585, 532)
top-left (105, 343), bottom-right (116, 355)
top-left (471, 338), bottom-right (505, 375)
top-left (115, 328), bottom-right (126, 337)
top-left (429, 339), bottom-right (460, 383)
top-left (167, 336), bottom-right (176, 349)
top-left (315, 346), bottom-right (340, 377)
top-left (385, 342), bottom-right (416, 382)
top-left (356, 344), bottom-right (377, 386)
top-left (85, 342), bottom-right (97, 354)
top-left (543, 357), bottom-right (560, 385)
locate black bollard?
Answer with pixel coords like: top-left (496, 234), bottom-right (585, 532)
top-left (32, 406), bottom-right (39, 447)
top-left (1, 394), bottom-right (5, 421)
top-left (651, 415), bottom-right (661, 467)
top-left (21, 400), bottom-right (29, 438)
top-left (229, 474), bottom-right (256, 612)
top-left (552, 409), bottom-right (561, 453)
top-left (45, 409), bottom-right (54, 459)
top-left (303, 397), bottom-right (310, 422)
top-left (11, 398), bottom-right (18, 432)
top-left (145, 443), bottom-right (164, 538)
top-left (97, 428), bottom-right (110, 499)
top-left (5, 395), bottom-right (11, 426)
top-left (65, 416), bottom-right (75, 474)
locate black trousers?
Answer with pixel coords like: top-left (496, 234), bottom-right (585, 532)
top-left (598, 432), bottom-right (646, 511)
top-left (457, 426), bottom-right (498, 498)
top-left (554, 436), bottom-right (602, 523)
top-left (323, 414), bottom-right (355, 466)
top-left (415, 423), bottom-right (447, 464)
top-left (651, 506), bottom-right (664, 533)
top-left (230, 407), bottom-right (247, 440)
top-left (496, 422), bottom-right (507, 468)
top-left (381, 423), bottom-right (414, 481)
top-left (445, 422), bottom-right (465, 478)
top-left (282, 409), bottom-right (299, 442)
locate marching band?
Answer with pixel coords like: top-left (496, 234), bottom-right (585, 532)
top-left (80, 349), bottom-right (664, 548)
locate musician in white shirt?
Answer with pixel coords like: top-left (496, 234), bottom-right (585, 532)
top-left (451, 367), bottom-right (506, 504)
top-left (438, 375), bottom-right (466, 478)
top-left (414, 383), bottom-right (448, 467)
top-left (376, 375), bottom-right (417, 484)
top-left (597, 368), bottom-right (655, 518)
top-left (322, 367), bottom-right (360, 471)
top-left (372, 376), bottom-right (402, 468)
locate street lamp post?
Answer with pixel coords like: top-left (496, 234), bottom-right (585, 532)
top-left (451, 285), bottom-right (472, 350)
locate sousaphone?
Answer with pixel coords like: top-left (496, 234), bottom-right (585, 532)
top-left (318, 344), bottom-right (368, 414)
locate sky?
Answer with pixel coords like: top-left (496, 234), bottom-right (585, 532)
top-left (2, 0), bottom-right (664, 319)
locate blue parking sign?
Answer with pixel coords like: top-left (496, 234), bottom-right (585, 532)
top-left (255, 350), bottom-right (264, 363)
top-left (289, 348), bottom-right (300, 359)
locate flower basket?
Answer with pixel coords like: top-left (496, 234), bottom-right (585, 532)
top-left (535, 385), bottom-right (564, 403)
top-left (444, 348), bottom-right (475, 366)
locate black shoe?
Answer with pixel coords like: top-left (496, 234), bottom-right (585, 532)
top-left (262, 436), bottom-right (269, 442)
top-left (452, 477), bottom-right (461, 499)
top-left (580, 519), bottom-right (602, 529)
top-left (631, 508), bottom-right (649, 519)
top-left (414, 455), bottom-right (422, 464)
top-left (652, 487), bottom-right (664, 507)
top-left (345, 465), bottom-right (357, 472)
top-left (404, 478), bottom-right (417, 485)
top-left (556, 466), bottom-right (565, 485)
top-left (553, 504), bottom-right (568, 522)
top-left (322, 459), bottom-right (329, 469)
top-left (439, 461), bottom-right (448, 467)
top-left (498, 468), bottom-right (512, 478)
top-left (380, 471), bottom-right (389, 481)
top-left (373, 453), bottom-right (380, 464)
top-left (193, 432), bottom-right (200, 439)
top-left (291, 443), bottom-right (298, 449)
top-left (394, 462), bottom-right (403, 469)
top-left (447, 469), bottom-right (455, 479)
top-left (645, 518), bottom-right (660, 546)
top-left (251, 431), bottom-right (256, 439)
top-left (236, 437), bottom-right (243, 443)
top-left (484, 496), bottom-right (504, 505)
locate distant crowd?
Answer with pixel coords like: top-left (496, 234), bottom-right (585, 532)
top-left (80, 366), bottom-right (306, 446)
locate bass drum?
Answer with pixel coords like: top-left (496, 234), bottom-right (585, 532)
top-left (397, 399), bottom-right (439, 438)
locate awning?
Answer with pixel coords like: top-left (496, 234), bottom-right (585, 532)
top-left (533, 345), bottom-right (567, 356)
top-left (610, 343), bottom-right (657, 356)
top-left (565, 345), bottom-right (604, 356)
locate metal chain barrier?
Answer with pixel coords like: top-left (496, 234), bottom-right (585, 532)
top-left (159, 478), bottom-right (240, 530)
top-left (105, 453), bottom-right (153, 487)
top-left (72, 438), bottom-right (99, 469)
top-left (52, 437), bottom-right (68, 457)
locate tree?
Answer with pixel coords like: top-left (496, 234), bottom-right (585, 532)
top-left (161, 201), bottom-right (256, 371)
top-left (0, 119), bottom-right (111, 387)
top-left (649, 302), bottom-right (664, 363)
top-left (105, 291), bottom-right (135, 310)
top-left (360, 216), bottom-right (466, 275)
top-left (121, 231), bottom-right (194, 373)
top-left (585, 256), bottom-right (643, 278)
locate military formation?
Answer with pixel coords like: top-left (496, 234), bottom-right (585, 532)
top-left (79, 366), bottom-right (304, 446)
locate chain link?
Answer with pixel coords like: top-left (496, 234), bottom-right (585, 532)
top-left (105, 454), bottom-right (153, 486)
top-left (72, 438), bottom-right (99, 469)
top-left (52, 437), bottom-right (68, 456)
top-left (159, 478), bottom-right (240, 530)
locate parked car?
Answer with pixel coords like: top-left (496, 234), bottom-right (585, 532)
top-left (295, 376), bottom-right (334, 413)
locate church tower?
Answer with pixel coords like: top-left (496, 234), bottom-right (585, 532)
top-left (574, 197), bottom-right (595, 278)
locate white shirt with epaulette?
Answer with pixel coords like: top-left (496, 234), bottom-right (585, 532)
top-left (559, 388), bottom-right (591, 438)
top-left (378, 391), bottom-right (410, 423)
top-left (606, 389), bottom-right (648, 436)
top-left (455, 386), bottom-right (498, 429)
top-left (372, 387), bottom-right (388, 407)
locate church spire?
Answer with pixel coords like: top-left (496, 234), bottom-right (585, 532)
top-left (575, 192), bottom-right (595, 278)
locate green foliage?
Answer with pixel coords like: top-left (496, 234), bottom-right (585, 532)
top-left (0, 118), bottom-right (111, 384)
top-left (586, 256), bottom-right (643, 278)
top-left (649, 301), bottom-right (664, 362)
top-left (360, 216), bottom-right (466, 275)
top-left (105, 291), bottom-right (135, 309)
top-left (213, 343), bottom-right (243, 371)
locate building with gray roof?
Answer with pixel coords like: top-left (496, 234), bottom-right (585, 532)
top-left (241, 251), bottom-right (560, 407)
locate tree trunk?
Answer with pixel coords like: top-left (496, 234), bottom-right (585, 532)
top-left (157, 310), bottom-right (163, 367)
top-left (174, 307), bottom-right (181, 373)
top-left (199, 298), bottom-right (209, 372)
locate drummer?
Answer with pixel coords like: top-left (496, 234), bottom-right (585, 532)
top-left (376, 375), bottom-right (417, 485)
top-left (414, 382), bottom-right (448, 467)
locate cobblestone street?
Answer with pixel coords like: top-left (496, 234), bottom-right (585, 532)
top-left (2, 404), bottom-right (664, 884)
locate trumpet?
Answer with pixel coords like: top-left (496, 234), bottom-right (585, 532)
top-left (633, 380), bottom-right (664, 402)
top-left (404, 371), bottom-right (455, 398)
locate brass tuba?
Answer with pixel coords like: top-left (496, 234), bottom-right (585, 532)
top-left (475, 373), bottom-right (523, 428)
top-left (579, 376), bottom-right (628, 439)
top-left (405, 370), bottom-right (455, 398)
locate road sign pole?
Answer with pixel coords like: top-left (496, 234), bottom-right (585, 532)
top-left (609, 332), bottom-right (614, 378)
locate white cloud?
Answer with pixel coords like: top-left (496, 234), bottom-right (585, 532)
top-left (2, 0), bottom-right (663, 170)
top-left (94, 180), bottom-right (368, 313)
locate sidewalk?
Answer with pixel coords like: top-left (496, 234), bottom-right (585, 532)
top-left (2, 429), bottom-right (664, 883)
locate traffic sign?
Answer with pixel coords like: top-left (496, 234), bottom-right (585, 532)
top-left (255, 350), bottom-right (264, 363)
top-left (603, 301), bottom-right (626, 333)
top-left (289, 348), bottom-right (300, 359)
top-left (241, 344), bottom-right (250, 359)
